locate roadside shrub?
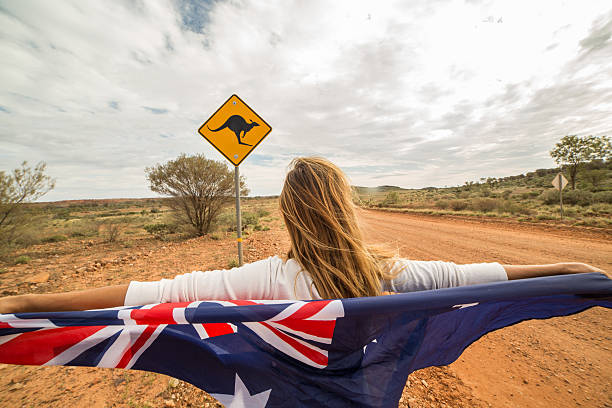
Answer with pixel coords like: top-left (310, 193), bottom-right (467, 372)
top-left (41, 234), bottom-right (68, 243)
top-left (255, 208), bottom-right (270, 218)
top-left (593, 191), bottom-right (612, 204)
top-left (449, 199), bottom-right (468, 211)
top-left (471, 198), bottom-right (497, 213)
top-left (382, 191), bottom-right (400, 206)
top-left (15, 255), bottom-right (31, 264)
top-left (529, 190), bottom-right (541, 198)
top-left (501, 190), bottom-right (513, 199)
top-left (435, 199), bottom-right (449, 210)
top-left (496, 200), bottom-right (523, 215)
top-left (562, 190), bottom-right (593, 206)
top-left (590, 203), bottom-right (612, 215)
top-left (143, 223), bottom-right (178, 240)
top-left (228, 258), bottom-right (239, 268)
top-left (150, 208), bottom-right (160, 213)
top-left (562, 207), bottom-right (578, 217)
top-left (100, 221), bottom-right (124, 242)
top-left (539, 189), bottom-right (559, 205)
top-left (68, 219), bottom-right (99, 237)
top-left (53, 209), bottom-right (72, 220)
top-left (242, 211), bottom-right (260, 227)
top-left (214, 210), bottom-right (262, 232)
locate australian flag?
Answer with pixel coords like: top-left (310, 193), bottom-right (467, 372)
top-left (1, 273), bottom-right (611, 407)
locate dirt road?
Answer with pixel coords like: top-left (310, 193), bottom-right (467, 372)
top-left (359, 209), bottom-right (612, 408)
top-left (0, 209), bottom-right (610, 407)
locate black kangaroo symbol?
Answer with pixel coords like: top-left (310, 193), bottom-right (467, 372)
top-left (208, 115), bottom-right (259, 146)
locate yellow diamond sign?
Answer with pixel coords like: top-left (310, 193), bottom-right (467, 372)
top-left (198, 94), bottom-right (272, 166)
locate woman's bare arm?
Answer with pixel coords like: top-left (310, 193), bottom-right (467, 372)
top-left (502, 262), bottom-right (607, 280)
top-left (0, 284), bottom-right (129, 314)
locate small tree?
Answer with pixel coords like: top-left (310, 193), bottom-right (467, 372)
top-left (550, 135), bottom-right (610, 190)
top-left (584, 169), bottom-right (607, 189)
top-left (0, 161), bottom-right (55, 246)
top-left (145, 154), bottom-right (248, 236)
top-left (382, 191), bottom-right (400, 206)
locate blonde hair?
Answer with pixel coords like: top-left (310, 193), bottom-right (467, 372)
top-left (279, 157), bottom-right (397, 299)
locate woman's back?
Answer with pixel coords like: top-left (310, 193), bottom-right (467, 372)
top-left (123, 256), bottom-right (508, 305)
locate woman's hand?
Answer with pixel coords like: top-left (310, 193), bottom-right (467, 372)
top-left (561, 262), bottom-right (606, 274)
top-left (0, 284), bottom-right (130, 314)
top-left (503, 262), bottom-right (609, 280)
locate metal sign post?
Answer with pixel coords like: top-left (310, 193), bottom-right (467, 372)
top-left (198, 94), bottom-right (272, 266)
top-left (234, 166), bottom-right (243, 265)
top-left (559, 174), bottom-right (564, 219)
top-left (551, 172), bottom-right (568, 220)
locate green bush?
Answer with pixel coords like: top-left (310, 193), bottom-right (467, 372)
top-left (53, 209), bottom-right (73, 220)
top-left (242, 211), bottom-right (260, 226)
top-left (143, 223), bottom-right (178, 239)
top-left (150, 208), bottom-right (160, 213)
top-left (449, 200), bottom-right (468, 211)
top-left (255, 208), bottom-right (270, 218)
top-left (15, 255), bottom-right (31, 264)
top-left (228, 258), bottom-right (239, 268)
top-left (68, 219), bottom-right (100, 237)
top-left (539, 189), bottom-right (559, 205)
top-left (471, 198), bottom-right (497, 213)
top-left (496, 200), bottom-right (524, 215)
top-left (382, 191), bottom-right (400, 206)
top-left (593, 191), bottom-right (612, 204)
top-left (41, 234), bottom-right (68, 243)
top-left (562, 190), bottom-right (593, 206)
top-left (435, 199), bottom-right (449, 210)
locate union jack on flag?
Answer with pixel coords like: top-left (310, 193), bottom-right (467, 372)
top-left (1, 273), bottom-right (611, 407)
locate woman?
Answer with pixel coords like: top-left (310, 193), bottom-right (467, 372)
top-left (0, 157), bottom-right (605, 314)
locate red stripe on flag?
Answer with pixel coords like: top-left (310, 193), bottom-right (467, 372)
top-left (282, 300), bottom-right (331, 320)
top-left (272, 301), bottom-right (336, 339)
top-left (130, 302), bottom-right (191, 325)
top-left (272, 319), bottom-right (336, 340)
top-left (0, 322), bottom-right (10, 329)
top-left (0, 326), bottom-right (106, 365)
top-left (259, 321), bottom-right (327, 367)
top-left (202, 323), bottom-right (234, 338)
top-left (115, 325), bottom-right (158, 369)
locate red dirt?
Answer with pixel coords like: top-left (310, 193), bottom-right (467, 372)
top-left (0, 209), bottom-right (610, 407)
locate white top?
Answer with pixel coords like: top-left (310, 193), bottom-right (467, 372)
top-left (124, 256), bottom-right (507, 305)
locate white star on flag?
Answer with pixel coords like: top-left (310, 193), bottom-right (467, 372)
top-left (211, 374), bottom-right (271, 408)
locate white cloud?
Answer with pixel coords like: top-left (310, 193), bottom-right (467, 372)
top-left (0, 0), bottom-right (610, 200)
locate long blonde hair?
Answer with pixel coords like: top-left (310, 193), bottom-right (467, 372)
top-left (279, 157), bottom-right (396, 299)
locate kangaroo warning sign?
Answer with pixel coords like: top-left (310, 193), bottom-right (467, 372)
top-left (198, 94), bottom-right (272, 166)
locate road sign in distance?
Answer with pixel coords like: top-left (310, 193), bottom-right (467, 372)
top-left (198, 94), bottom-right (272, 166)
top-left (551, 173), bottom-right (568, 191)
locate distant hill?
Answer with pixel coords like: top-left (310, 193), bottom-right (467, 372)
top-left (353, 160), bottom-right (612, 193)
top-left (353, 185), bottom-right (407, 194)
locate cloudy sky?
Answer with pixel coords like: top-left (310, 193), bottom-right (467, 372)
top-left (1, 0), bottom-right (611, 201)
